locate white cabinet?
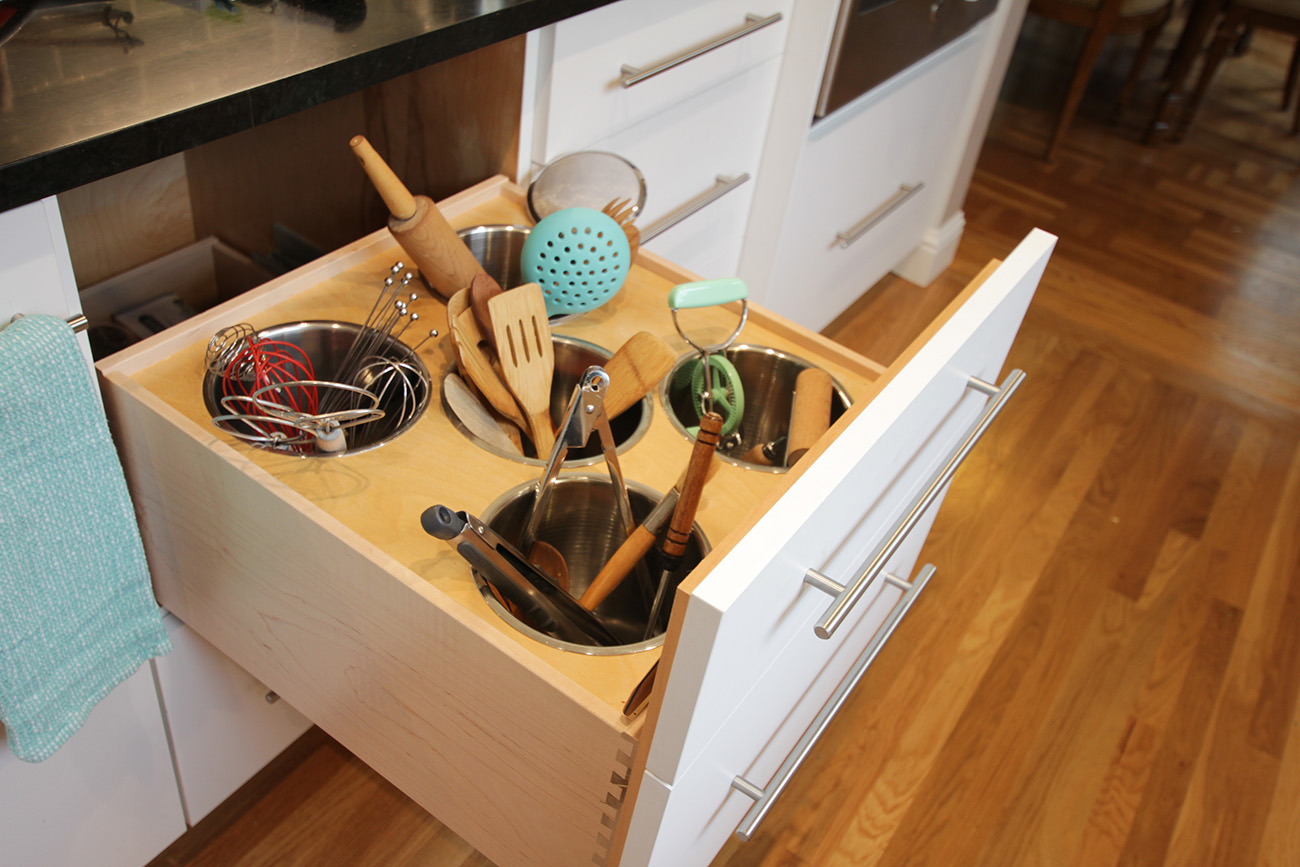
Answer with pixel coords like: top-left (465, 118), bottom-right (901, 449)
top-left (762, 32), bottom-right (987, 330)
top-left (524, 0), bottom-right (791, 279)
top-left (0, 666), bottom-right (186, 867)
top-left (154, 614), bottom-right (312, 824)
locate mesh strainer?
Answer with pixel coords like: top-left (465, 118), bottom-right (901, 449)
top-left (522, 208), bottom-right (632, 317)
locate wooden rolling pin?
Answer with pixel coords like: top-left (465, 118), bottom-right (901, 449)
top-left (785, 367), bottom-right (834, 466)
top-left (349, 135), bottom-right (485, 299)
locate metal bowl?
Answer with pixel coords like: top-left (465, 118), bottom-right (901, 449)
top-left (441, 335), bottom-right (652, 463)
top-left (478, 475), bottom-right (708, 655)
top-left (457, 224), bottom-right (531, 291)
top-left (203, 320), bottom-right (431, 457)
top-left (660, 344), bottom-right (852, 472)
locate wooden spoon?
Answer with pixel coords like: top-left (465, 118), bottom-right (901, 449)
top-left (443, 373), bottom-right (521, 456)
top-left (469, 272), bottom-right (504, 348)
top-left (489, 283), bottom-right (556, 457)
top-left (447, 288), bottom-right (529, 432)
top-left (602, 331), bottom-right (677, 419)
top-left (527, 541), bottom-right (570, 593)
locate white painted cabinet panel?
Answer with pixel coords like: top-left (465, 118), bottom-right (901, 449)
top-left (154, 614), bottom-right (312, 824)
top-left (763, 32), bottom-right (986, 331)
top-left (0, 665), bottom-right (186, 867)
top-left (542, 0), bottom-right (791, 161)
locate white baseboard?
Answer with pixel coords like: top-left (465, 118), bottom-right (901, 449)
top-left (892, 210), bottom-right (966, 286)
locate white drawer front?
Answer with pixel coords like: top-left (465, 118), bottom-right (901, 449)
top-left (764, 33), bottom-right (985, 331)
top-left (623, 541), bottom-right (935, 867)
top-left (585, 57), bottom-right (780, 278)
top-left (644, 230), bottom-right (1055, 790)
top-left (543, 0), bottom-right (791, 160)
top-left (155, 615), bottom-right (312, 824)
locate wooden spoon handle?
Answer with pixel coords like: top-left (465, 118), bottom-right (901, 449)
top-left (578, 524), bottom-right (658, 611)
top-left (663, 412), bottom-right (723, 560)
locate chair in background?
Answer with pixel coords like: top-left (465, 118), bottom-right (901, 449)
top-left (1174, 0), bottom-right (1300, 138)
top-left (1029, 0), bottom-right (1176, 160)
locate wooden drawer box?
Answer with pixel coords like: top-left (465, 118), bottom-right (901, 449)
top-left (96, 176), bottom-right (1053, 867)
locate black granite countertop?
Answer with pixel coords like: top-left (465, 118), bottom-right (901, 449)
top-left (0, 0), bottom-right (615, 211)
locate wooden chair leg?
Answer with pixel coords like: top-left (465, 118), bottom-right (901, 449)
top-left (1117, 21), bottom-right (1168, 119)
top-left (1046, 24), bottom-right (1114, 161)
top-left (1172, 13), bottom-right (1243, 141)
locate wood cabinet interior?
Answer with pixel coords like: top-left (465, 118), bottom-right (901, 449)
top-left (57, 38), bottom-right (526, 290)
top-left (96, 175), bottom-right (885, 867)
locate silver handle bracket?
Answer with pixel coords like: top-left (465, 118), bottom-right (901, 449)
top-left (640, 173), bottom-right (750, 242)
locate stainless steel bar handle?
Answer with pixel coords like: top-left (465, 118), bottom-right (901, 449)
top-left (835, 182), bottom-right (925, 248)
top-left (731, 564), bottom-right (937, 841)
top-left (620, 13), bottom-right (783, 87)
top-left (810, 370), bottom-right (1024, 640)
top-left (640, 174), bottom-right (751, 242)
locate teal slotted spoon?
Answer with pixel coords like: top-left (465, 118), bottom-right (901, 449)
top-left (521, 207), bottom-right (632, 317)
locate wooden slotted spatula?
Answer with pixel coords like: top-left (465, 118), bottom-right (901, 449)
top-left (489, 283), bottom-right (556, 457)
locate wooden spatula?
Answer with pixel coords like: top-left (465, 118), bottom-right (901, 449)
top-left (447, 288), bottom-right (528, 433)
top-left (602, 331), bottom-right (677, 419)
top-left (489, 283), bottom-right (556, 457)
top-left (469, 272), bottom-right (504, 349)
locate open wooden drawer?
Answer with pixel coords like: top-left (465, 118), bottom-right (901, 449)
top-left (96, 175), bottom-right (1054, 867)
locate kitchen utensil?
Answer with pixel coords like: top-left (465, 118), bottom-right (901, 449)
top-left (601, 331), bottom-right (676, 419)
top-left (443, 372), bottom-right (521, 456)
top-left (469, 272), bottom-right (503, 348)
top-left (671, 353), bottom-right (745, 438)
top-left (527, 151), bottom-right (646, 222)
top-left (601, 198), bottom-right (641, 263)
top-left (521, 208), bottom-right (632, 317)
top-left (624, 660), bottom-right (658, 718)
top-left (576, 456), bottom-right (720, 611)
top-left (643, 411), bottom-right (723, 638)
top-left (421, 505), bottom-right (618, 646)
top-left (785, 367), bottom-right (834, 466)
top-left (349, 135), bottom-right (485, 299)
top-left (520, 367), bottom-right (635, 558)
top-left (488, 283), bottom-right (556, 456)
top-left (669, 278), bottom-right (749, 441)
top-left (447, 288), bottom-right (529, 432)
top-left (527, 540), bottom-right (570, 593)
top-left (457, 225), bottom-right (531, 291)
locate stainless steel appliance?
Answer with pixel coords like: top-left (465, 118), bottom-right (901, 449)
top-left (816, 0), bottom-right (999, 118)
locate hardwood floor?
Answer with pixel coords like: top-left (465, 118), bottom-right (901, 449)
top-left (149, 21), bottom-right (1300, 867)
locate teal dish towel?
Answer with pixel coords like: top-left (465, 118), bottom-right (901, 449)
top-left (0, 314), bottom-right (171, 763)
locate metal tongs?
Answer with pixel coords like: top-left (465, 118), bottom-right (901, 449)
top-left (519, 366), bottom-right (636, 555)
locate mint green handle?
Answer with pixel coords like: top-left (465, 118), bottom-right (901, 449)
top-left (668, 278), bottom-right (749, 311)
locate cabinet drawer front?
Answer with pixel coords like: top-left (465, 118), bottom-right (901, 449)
top-left (644, 230), bottom-right (1056, 787)
top-left (584, 58), bottom-right (779, 278)
top-left (154, 615), bottom-right (311, 823)
top-left (625, 554), bottom-right (935, 867)
top-left (764, 33), bottom-right (984, 331)
top-left (543, 0), bottom-right (791, 159)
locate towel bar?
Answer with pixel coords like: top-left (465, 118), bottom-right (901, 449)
top-left (6, 313), bottom-right (89, 333)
